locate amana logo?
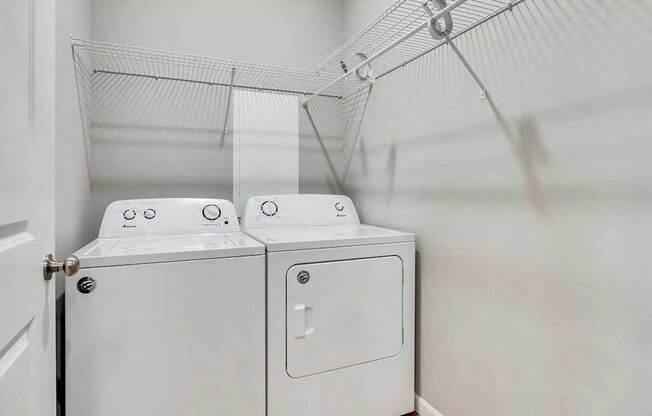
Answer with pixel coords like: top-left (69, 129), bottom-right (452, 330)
top-left (77, 276), bottom-right (97, 294)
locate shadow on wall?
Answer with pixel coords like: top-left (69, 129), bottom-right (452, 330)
top-left (300, 85), bottom-right (373, 194)
top-left (301, 0), bottom-right (652, 213)
top-left (82, 73), bottom-right (233, 228)
top-left (86, 73), bottom-right (312, 229)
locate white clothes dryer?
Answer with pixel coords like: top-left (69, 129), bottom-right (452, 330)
top-left (242, 194), bottom-right (415, 416)
top-left (66, 198), bottom-right (265, 416)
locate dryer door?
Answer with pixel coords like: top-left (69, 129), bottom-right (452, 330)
top-left (286, 256), bottom-right (403, 378)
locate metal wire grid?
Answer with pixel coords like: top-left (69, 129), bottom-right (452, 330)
top-left (71, 38), bottom-right (358, 98)
top-left (302, 84), bottom-right (373, 188)
top-left (314, 0), bottom-right (512, 81)
top-left (305, 85), bottom-right (372, 145)
top-left (71, 0), bottom-right (517, 177)
top-left (72, 47), bottom-right (93, 176)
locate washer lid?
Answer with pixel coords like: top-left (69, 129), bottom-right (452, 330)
top-left (74, 232), bottom-right (264, 268)
top-left (244, 224), bottom-right (414, 252)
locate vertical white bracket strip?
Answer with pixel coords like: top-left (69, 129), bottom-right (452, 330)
top-left (233, 90), bottom-right (299, 214)
top-left (220, 67), bottom-right (236, 146)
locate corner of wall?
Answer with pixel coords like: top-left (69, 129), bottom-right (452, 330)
top-left (415, 394), bottom-right (444, 416)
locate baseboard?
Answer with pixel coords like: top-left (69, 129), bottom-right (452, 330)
top-left (414, 394), bottom-right (443, 416)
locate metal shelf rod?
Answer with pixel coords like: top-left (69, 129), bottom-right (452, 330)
top-left (303, 0), bottom-right (470, 106)
top-left (93, 69), bottom-right (343, 99)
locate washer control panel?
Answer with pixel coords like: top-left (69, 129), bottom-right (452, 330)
top-left (242, 194), bottom-right (360, 229)
top-left (99, 198), bottom-right (239, 238)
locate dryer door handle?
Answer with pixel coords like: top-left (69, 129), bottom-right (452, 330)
top-left (291, 304), bottom-right (314, 339)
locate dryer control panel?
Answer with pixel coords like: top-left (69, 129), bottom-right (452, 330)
top-left (99, 198), bottom-right (240, 238)
top-left (242, 194), bottom-right (360, 229)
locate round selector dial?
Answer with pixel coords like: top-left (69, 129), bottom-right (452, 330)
top-left (143, 208), bottom-right (156, 220)
top-left (202, 204), bottom-right (221, 221)
top-left (334, 202), bottom-right (344, 212)
top-left (123, 209), bottom-right (136, 220)
top-left (261, 201), bottom-right (278, 217)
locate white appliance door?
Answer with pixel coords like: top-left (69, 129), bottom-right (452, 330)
top-left (286, 256), bottom-right (403, 378)
top-left (0, 1), bottom-right (56, 415)
top-left (66, 256), bottom-right (265, 416)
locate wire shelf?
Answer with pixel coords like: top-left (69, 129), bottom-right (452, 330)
top-left (314, 0), bottom-right (516, 87)
top-left (72, 38), bottom-right (358, 98)
top-left (71, 37), bottom-right (365, 180)
top-left (71, 0), bottom-right (522, 182)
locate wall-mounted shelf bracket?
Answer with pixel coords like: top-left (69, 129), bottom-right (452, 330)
top-left (303, 0), bottom-right (470, 106)
top-left (220, 67), bottom-right (236, 145)
top-left (423, 0), bottom-right (454, 40)
top-left (302, 102), bottom-right (344, 192)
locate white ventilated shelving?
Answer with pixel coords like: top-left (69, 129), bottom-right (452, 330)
top-left (70, 38), bottom-right (360, 178)
top-left (71, 0), bottom-right (525, 181)
top-left (305, 0), bottom-right (521, 102)
top-left (317, 0), bottom-right (518, 78)
top-left (72, 38), bottom-right (355, 98)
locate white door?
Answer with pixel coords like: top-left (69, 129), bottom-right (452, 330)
top-left (0, 0), bottom-right (57, 415)
top-left (286, 256), bottom-right (404, 378)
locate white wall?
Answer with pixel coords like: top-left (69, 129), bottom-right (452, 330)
top-left (85, 68), bottom-right (235, 232)
top-left (92, 0), bottom-right (344, 68)
top-left (85, 0), bottom-right (346, 229)
top-left (56, 0), bottom-right (94, 281)
top-left (303, 0), bottom-right (652, 414)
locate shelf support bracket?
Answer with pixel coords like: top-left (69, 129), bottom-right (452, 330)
top-left (342, 82), bottom-right (374, 183)
top-left (446, 36), bottom-right (548, 213)
top-left (423, 0), bottom-right (454, 41)
top-left (302, 102), bottom-right (344, 193)
top-left (445, 39), bottom-right (492, 103)
top-left (220, 67), bottom-right (236, 146)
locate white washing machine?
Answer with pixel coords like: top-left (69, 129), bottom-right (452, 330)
top-left (66, 198), bottom-right (265, 416)
top-left (242, 194), bottom-right (415, 416)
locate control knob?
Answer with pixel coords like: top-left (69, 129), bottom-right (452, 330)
top-left (261, 201), bottom-right (278, 217)
top-left (202, 204), bottom-right (221, 221)
top-left (123, 209), bottom-right (136, 220)
top-left (144, 208), bottom-right (156, 220)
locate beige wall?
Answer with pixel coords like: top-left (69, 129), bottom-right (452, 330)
top-left (302, 0), bottom-right (652, 414)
